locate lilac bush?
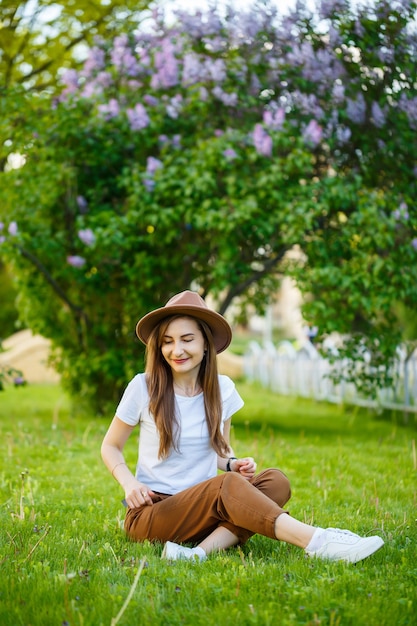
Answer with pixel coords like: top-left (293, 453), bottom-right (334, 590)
top-left (1, 0), bottom-right (416, 409)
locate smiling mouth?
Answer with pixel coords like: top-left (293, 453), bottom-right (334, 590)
top-left (173, 358), bottom-right (188, 364)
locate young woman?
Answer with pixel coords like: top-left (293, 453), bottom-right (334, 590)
top-left (101, 291), bottom-right (384, 563)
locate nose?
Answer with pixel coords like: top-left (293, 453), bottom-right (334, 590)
top-left (172, 342), bottom-right (184, 356)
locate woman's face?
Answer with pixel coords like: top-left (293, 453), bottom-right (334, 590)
top-left (160, 317), bottom-right (206, 377)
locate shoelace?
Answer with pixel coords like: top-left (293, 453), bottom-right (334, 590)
top-left (326, 528), bottom-right (361, 542)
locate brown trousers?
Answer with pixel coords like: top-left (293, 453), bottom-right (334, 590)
top-left (124, 469), bottom-right (291, 545)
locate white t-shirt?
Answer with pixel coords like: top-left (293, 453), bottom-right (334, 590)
top-left (115, 373), bottom-right (244, 494)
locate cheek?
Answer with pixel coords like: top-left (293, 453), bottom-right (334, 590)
top-left (160, 346), bottom-right (170, 360)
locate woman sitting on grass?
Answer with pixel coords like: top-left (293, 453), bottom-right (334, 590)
top-left (101, 291), bottom-right (384, 563)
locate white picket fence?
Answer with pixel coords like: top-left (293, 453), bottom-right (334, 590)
top-left (243, 340), bottom-right (417, 414)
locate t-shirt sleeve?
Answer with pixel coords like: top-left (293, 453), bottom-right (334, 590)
top-left (115, 373), bottom-right (148, 426)
top-left (219, 375), bottom-right (244, 422)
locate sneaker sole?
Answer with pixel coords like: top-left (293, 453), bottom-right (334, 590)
top-left (345, 536), bottom-right (385, 564)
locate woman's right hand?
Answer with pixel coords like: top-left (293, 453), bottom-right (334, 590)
top-left (125, 480), bottom-right (155, 509)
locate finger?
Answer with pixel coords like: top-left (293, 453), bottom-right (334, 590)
top-left (239, 464), bottom-right (254, 474)
top-left (126, 489), bottom-right (149, 508)
top-left (140, 490), bottom-right (153, 505)
top-left (126, 496), bottom-right (140, 509)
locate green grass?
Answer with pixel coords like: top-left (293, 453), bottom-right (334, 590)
top-left (0, 382), bottom-right (416, 626)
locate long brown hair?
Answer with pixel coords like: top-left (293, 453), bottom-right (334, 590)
top-left (145, 315), bottom-right (230, 459)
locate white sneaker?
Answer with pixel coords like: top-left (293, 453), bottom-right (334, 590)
top-left (161, 541), bottom-right (206, 562)
top-left (306, 528), bottom-right (384, 564)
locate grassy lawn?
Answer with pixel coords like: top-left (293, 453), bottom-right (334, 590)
top-left (0, 382), bottom-right (416, 626)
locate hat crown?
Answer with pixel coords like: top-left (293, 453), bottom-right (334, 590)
top-left (165, 290), bottom-right (207, 309)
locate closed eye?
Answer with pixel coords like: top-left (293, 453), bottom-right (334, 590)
top-left (163, 335), bottom-right (195, 344)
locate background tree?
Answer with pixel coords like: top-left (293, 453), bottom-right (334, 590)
top-left (0, 260), bottom-right (19, 340)
top-left (0, 0), bottom-right (416, 411)
top-left (0, 0), bottom-right (151, 337)
top-left (0, 0), bottom-right (148, 91)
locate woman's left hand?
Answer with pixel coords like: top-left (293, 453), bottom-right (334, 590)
top-left (232, 457), bottom-right (257, 480)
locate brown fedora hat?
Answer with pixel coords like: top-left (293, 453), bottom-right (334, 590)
top-left (136, 290), bottom-right (232, 354)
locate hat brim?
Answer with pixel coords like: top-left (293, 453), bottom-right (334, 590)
top-left (136, 305), bottom-right (232, 354)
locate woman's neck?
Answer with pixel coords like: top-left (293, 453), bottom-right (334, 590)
top-left (173, 377), bottom-right (202, 397)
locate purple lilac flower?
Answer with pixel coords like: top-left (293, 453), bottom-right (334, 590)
top-left (151, 38), bottom-right (179, 89)
top-left (223, 148), bottom-right (237, 161)
top-left (146, 157), bottom-right (163, 175)
top-left (299, 48), bottom-right (344, 90)
top-left (346, 93), bottom-right (366, 124)
top-left (143, 95), bottom-right (159, 106)
top-left (111, 35), bottom-right (129, 69)
top-left (212, 87), bottom-right (237, 107)
top-left (0, 236), bottom-right (5, 244)
top-left (393, 202), bottom-right (409, 220)
top-left (173, 8), bottom-right (222, 38)
top-left (354, 19), bottom-right (365, 38)
top-left (291, 92), bottom-right (324, 120)
top-left (0, 222), bottom-right (3, 231)
top-left (143, 178), bottom-right (155, 192)
top-left (8, 221), bottom-right (18, 236)
top-left (117, 49), bottom-right (140, 76)
top-left (202, 36), bottom-right (225, 53)
top-left (319, 0), bottom-right (349, 19)
top-left (237, 6), bottom-right (271, 38)
top-left (371, 102), bottom-right (386, 128)
top-left (398, 94), bottom-right (417, 130)
top-left (250, 73), bottom-right (261, 95)
top-left (126, 103), bottom-right (150, 130)
top-left (113, 33), bottom-right (129, 50)
top-left (137, 47), bottom-right (151, 67)
top-left (98, 99), bottom-right (120, 120)
top-left (172, 135), bottom-right (181, 149)
top-left (83, 47), bottom-right (106, 75)
top-left (412, 238), bottom-right (417, 250)
top-left (170, 10), bottom-right (205, 38)
top-left (82, 83), bottom-right (101, 99)
top-left (336, 126), bottom-right (352, 144)
top-left (303, 120), bottom-right (323, 146)
top-left (263, 108), bottom-right (285, 130)
top-left (205, 58), bottom-right (226, 83)
top-left (61, 69), bottom-right (79, 91)
top-left (77, 196), bottom-right (88, 212)
top-left (287, 42), bottom-right (313, 68)
top-left (200, 6), bottom-right (223, 35)
top-left (126, 80), bottom-right (143, 91)
top-left (377, 46), bottom-right (394, 64)
top-left (327, 24), bottom-right (342, 47)
top-left (67, 255), bottom-right (86, 268)
top-left (13, 376), bottom-right (26, 386)
top-left (95, 72), bottom-right (113, 89)
top-left (78, 228), bottom-right (95, 246)
top-left (253, 124), bottom-right (273, 157)
top-left (110, 40), bottom-right (124, 67)
top-left (182, 53), bottom-right (202, 86)
top-left (165, 94), bottom-right (183, 119)
top-left (332, 83), bottom-right (345, 104)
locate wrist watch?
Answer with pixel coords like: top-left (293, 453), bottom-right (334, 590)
top-left (226, 457), bottom-right (237, 472)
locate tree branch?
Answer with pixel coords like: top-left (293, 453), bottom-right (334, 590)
top-left (218, 246), bottom-right (290, 315)
top-left (15, 243), bottom-right (89, 344)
